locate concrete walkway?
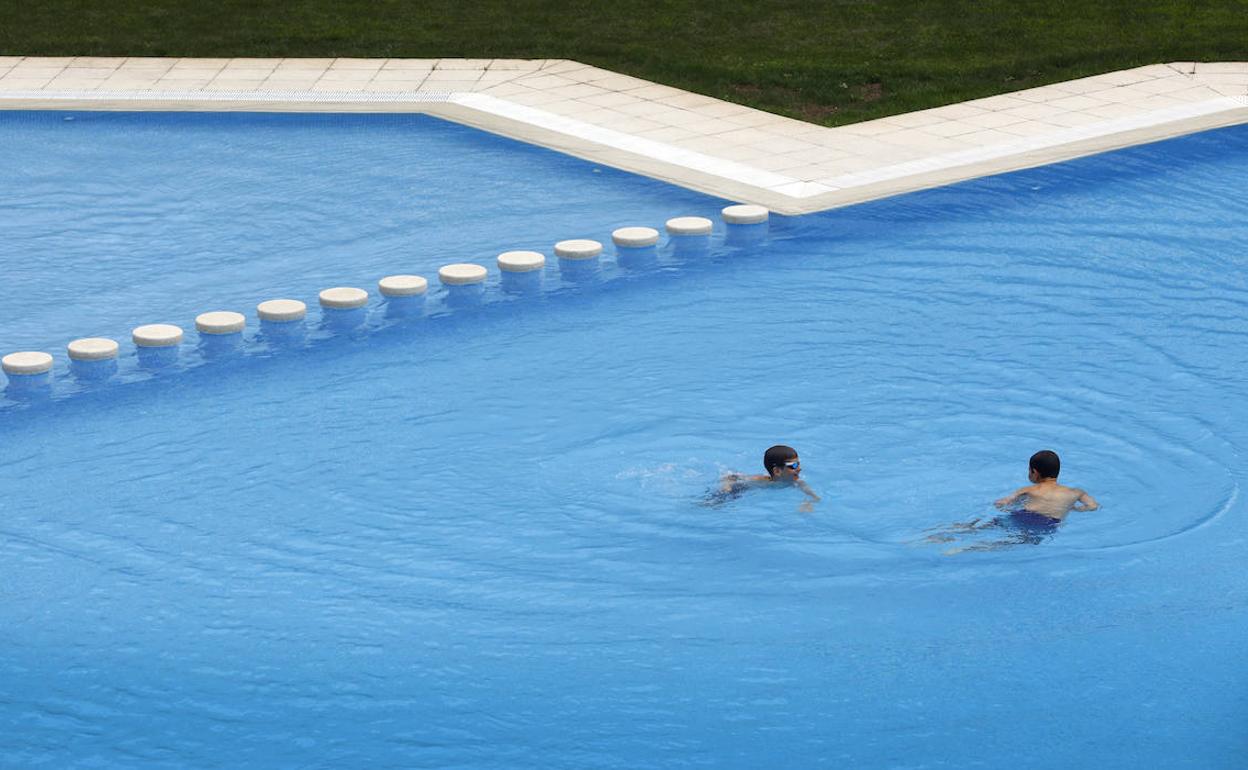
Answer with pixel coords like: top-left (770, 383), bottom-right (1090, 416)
top-left (2, 57), bottom-right (1245, 214)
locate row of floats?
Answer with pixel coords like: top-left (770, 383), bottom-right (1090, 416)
top-left (2, 205), bottom-right (770, 388)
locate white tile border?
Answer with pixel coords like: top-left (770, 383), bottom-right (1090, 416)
top-left (2, 58), bottom-right (1246, 214)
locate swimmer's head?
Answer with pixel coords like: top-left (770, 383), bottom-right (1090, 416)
top-left (1029, 450), bottom-right (1060, 481)
top-left (764, 445), bottom-right (801, 479)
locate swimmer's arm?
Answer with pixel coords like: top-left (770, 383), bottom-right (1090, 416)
top-left (796, 479), bottom-right (821, 503)
top-left (1073, 490), bottom-right (1099, 511)
top-left (994, 487), bottom-right (1028, 509)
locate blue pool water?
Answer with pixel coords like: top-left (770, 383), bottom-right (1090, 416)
top-left (1, 113), bottom-right (1247, 768)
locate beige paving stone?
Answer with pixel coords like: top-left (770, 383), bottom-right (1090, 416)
top-left (626, 84), bottom-right (686, 100)
top-left (583, 74), bottom-right (652, 91)
top-left (758, 119), bottom-right (826, 138)
top-left (1165, 86), bottom-right (1229, 102)
top-left (373, 69), bottom-right (431, 83)
top-left (0, 57), bottom-right (25, 65)
top-left (424, 68), bottom-right (481, 82)
top-left (510, 72), bottom-right (575, 89)
top-left (421, 80), bottom-right (481, 93)
top-left (275, 58), bottom-right (336, 69)
top-left (917, 120), bottom-right (982, 138)
top-left (119, 58), bottom-right (177, 71)
top-left (69, 57), bottom-right (125, 68)
top-left (1045, 111), bottom-right (1108, 128)
top-left (1081, 102), bottom-right (1150, 120)
top-left (150, 79), bottom-right (214, 91)
top-left (1130, 76), bottom-right (1207, 95)
top-left (488, 59), bottom-right (545, 71)
top-left (18, 56), bottom-right (73, 66)
top-left (714, 143), bottom-right (781, 163)
top-left (1195, 62), bottom-right (1248, 74)
top-left (540, 99), bottom-right (602, 117)
top-left (714, 127), bottom-right (780, 146)
top-left (0, 78), bottom-right (54, 90)
top-left (203, 82), bottom-right (263, 92)
top-left (1048, 94), bottom-right (1104, 111)
top-left (996, 121), bottom-right (1068, 138)
top-left (682, 116), bottom-right (748, 135)
top-left (477, 71), bottom-right (524, 85)
top-left (1195, 73), bottom-right (1248, 90)
top-left (364, 81), bottom-right (425, 93)
top-left (726, 110), bottom-right (790, 129)
top-left (1009, 85), bottom-right (1076, 104)
top-left (631, 125), bottom-right (694, 143)
top-left (207, 78), bottom-right (268, 90)
top-left (674, 135), bottom-right (735, 154)
top-left (479, 81), bottom-right (531, 98)
top-left (955, 129), bottom-right (1024, 147)
top-left (578, 91), bottom-right (641, 109)
top-left (545, 83), bottom-right (606, 99)
top-left (610, 100), bottom-right (673, 118)
top-left (7, 66), bottom-right (65, 80)
top-left (542, 60), bottom-right (594, 76)
top-left (960, 94), bottom-right (1035, 111)
top-left (599, 115), bottom-right (668, 134)
top-left (381, 59), bottom-right (438, 70)
top-left (169, 58), bottom-right (230, 69)
top-left (46, 78), bottom-right (104, 91)
top-left (999, 102), bottom-right (1069, 121)
top-left (496, 87), bottom-right (566, 107)
top-left (436, 58), bottom-right (492, 70)
top-left (742, 153), bottom-right (811, 174)
top-left (330, 58), bottom-right (383, 70)
top-left (100, 76), bottom-right (162, 89)
top-left (957, 110), bottom-right (1027, 129)
top-left (316, 71), bottom-right (377, 85)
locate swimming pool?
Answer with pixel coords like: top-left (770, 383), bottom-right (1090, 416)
top-left (2, 113), bottom-right (1246, 768)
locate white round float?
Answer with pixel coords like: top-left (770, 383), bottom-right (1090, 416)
top-left (195, 311), bottom-right (246, 335)
top-left (257, 299), bottom-right (307, 323)
top-left (554, 239), bottom-right (602, 261)
top-left (497, 251), bottom-right (546, 273)
top-left (378, 275), bottom-right (428, 297)
top-left (611, 227), bottom-right (660, 248)
top-left (132, 324), bottom-right (183, 348)
top-left (438, 263), bottom-right (488, 285)
top-left (721, 204), bottom-right (769, 225)
top-left (318, 287), bottom-right (369, 310)
top-left (67, 337), bottom-right (119, 361)
top-left (2, 351), bottom-right (53, 375)
top-left (497, 251), bottom-right (545, 294)
top-left (665, 216), bottom-right (714, 236)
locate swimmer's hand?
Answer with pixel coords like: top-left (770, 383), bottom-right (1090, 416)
top-left (797, 500), bottom-right (815, 514)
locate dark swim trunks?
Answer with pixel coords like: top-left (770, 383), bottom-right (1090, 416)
top-left (701, 480), bottom-right (750, 506)
top-left (994, 510), bottom-right (1061, 544)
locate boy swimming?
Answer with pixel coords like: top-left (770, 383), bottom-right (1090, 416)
top-left (927, 450), bottom-right (1098, 552)
top-left (706, 444), bottom-right (821, 511)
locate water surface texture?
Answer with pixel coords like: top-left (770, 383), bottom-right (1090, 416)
top-left (1, 114), bottom-right (1247, 768)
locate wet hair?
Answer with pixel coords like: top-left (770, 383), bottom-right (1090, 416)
top-left (1029, 450), bottom-right (1060, 479)
top-left (763, 445), bottom-right (798, 476)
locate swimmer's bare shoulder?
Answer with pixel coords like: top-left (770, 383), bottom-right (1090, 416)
top-left (996, 482), bottom-right (1099, 519)
top-left (720, 472), bottom-right (770, 492)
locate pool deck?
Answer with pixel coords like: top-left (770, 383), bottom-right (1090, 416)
top-left (2, 57), bottom-right (1245, 215)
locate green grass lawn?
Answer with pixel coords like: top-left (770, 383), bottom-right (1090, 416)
top-left (3, 1), bottom-right (1245, 125)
